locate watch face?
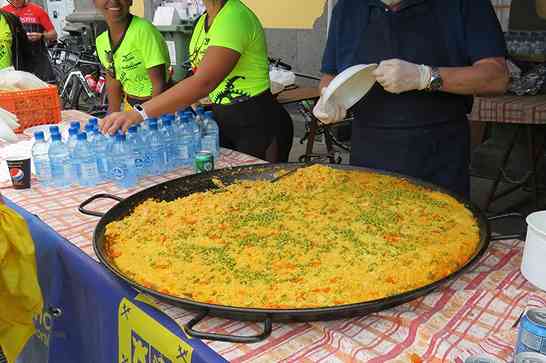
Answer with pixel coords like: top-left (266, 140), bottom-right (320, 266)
top-left (431, 77), bottom-right (443, 90)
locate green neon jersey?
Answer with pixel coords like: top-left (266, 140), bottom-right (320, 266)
top-left (96, 16), bottom-right (170, 98)
top-left (0, 14), bottom-right (13, 69)
top-left (189, 0), bottom-right (270, 105)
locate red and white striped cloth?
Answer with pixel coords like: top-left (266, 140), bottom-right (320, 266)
top-left (1, 139), bottom-right (544, 362)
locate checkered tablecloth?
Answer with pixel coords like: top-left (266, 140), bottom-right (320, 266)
top-left (1, 138), bottom-right (544, 362)
top-left (470, 95), bottom-right (546, 124)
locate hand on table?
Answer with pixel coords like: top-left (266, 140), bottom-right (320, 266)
top-left (372, 59), bottom-right (431, 94)
top-left (312, 88), bottom-right (347, 124)
top-left (26, 32), bottom-right (43, 42)
top-left (99, 111), bottom-right (142, 135)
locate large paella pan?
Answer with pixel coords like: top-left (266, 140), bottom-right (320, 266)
top-left (79, 163), bottom-right (522, 343)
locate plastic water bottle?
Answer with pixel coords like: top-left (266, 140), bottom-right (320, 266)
top-left (109, 133), bottom-right (137, 188)
top-left (85, 123), bottom-right (96, 142)
top-left (65, 127), bottom-right (80, 184)
top-left (127, 126), bottom-right (149, 178)
top-left (66, 127), bottom-right (79, 151)
top-left (141, 118), bottom-right (158, 142)
top-left (176, 114), bottom-right (194, 166)
top-left (161, 117), bottom-right (178, 170)
top-left (32, 131), bottom-right (52, 186)
top-left (187, 113), bottom-right (202, 155)
top-left (201, 111), bottom-right (220, 159)
top-left (48, 133), bottom-right (71, 188)
top-left (92, 129), bottom-right (110, 182)
top-left (147, 121), bottom-right (166, 176)
top-left (72, 133), bottom-right (99, 187)
top-left (195, 107), bottom-right (206, 132)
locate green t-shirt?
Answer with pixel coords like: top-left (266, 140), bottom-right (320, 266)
top-left (96, 16), bottom-right (170, 98)
top-left (0, 14), bottom-right (12, 70)
top-left (189, 0), bottom-right (270, 105)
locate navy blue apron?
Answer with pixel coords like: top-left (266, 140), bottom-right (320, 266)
top-left (350, 1), bottom-right (470, 198)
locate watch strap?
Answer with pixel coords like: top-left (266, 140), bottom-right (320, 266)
top-left (427, 67), bottom-right (443, 92)
top-left (133, 104), bottom-right (148, 121)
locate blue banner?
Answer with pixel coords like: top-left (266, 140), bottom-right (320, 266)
top-left (7, 199), bottom-right (225, 363)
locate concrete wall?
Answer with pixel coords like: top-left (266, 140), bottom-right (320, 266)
top-left (264, 6), bottom-right (329, 85)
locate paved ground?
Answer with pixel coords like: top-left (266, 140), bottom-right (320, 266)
top-left (285, 106), bottom-right (545, 238)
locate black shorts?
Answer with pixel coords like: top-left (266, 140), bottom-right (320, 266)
top-left (212, 91), bottom-right (293, 162)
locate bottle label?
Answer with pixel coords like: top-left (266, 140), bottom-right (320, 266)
top-left (81, 162), bottom-right (98, 179)
top-left (135, 157), bottom-right (145, 169)
top-left (35, 160), bottom-right (52, 179)
top-left (111, 165), bottom-right (127, 180)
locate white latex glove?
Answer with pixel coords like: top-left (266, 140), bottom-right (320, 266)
top-left (312, 88), bottom-right (347, 124)
top-left (372, 59), bottom-right (431, 94)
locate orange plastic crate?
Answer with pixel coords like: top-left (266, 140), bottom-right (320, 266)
top-left (0, 85), bottom-right (62, 133)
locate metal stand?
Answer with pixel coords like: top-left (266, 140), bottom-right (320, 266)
top-left (483, 124), bottom-right (541, 211)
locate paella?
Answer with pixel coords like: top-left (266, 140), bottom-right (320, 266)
top-left (105, 165), bottom-right (480, 309)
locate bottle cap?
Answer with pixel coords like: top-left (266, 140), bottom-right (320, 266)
top-left (128, 126), bottom-right (138, 133)
top-left (34, 131), bottom-right (45, 141)
top-left (205, 111), bottom-right (214, 118)
top-left (69, 127), bottom-right (79, 136)
top-left (51, 133), bottom-right (62, 141)
top-left (149, 122), bottom-right (158, 131)
top-left (70, 121), bottom-right (81, 130)
top-left (88, 117), bottom-right (99, 126)
top-left (115, 133), bottom-right (126, 141)
top-left (77, 132), bottom-right (87, 141)
top-left (49, 125), bottom-right (60, 134)
top-left (85, 123), bottom-right (95, 132)
top-left (163, 118), bottom-right (172, 127)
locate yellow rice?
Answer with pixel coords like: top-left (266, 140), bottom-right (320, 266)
top-left (105, 165), bottom-right (480, 309)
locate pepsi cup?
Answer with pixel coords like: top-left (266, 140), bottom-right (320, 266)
top-left (6, 157), bottom-right (31, 189)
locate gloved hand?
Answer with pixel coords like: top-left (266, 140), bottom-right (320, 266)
top-left (312, 88), bottom-right (347, 124)
top-left (372, 59), bottom-right (431, 94)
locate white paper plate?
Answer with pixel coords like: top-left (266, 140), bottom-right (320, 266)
top-left (23, 123), bottom-right (69, 140)
top-left (322, 64), bottom-right (377, 110)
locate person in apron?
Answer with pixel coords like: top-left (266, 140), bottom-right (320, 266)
top-left (314, 0), bottom-right (509, 198)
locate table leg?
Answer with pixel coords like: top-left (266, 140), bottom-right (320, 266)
top-left (484, 125), bottom-right (522, 211)
top-left (303, 116), bottom-right (318, 163)
top-left (323, 125), bottom-right (337, 163)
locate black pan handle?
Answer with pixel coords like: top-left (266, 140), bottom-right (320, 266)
top-left (78, 194), bottom-right (124, 218)
top-left (487, 213), bottom-right (526, 241)
top-left (185, 311), bottom-right (273, 343)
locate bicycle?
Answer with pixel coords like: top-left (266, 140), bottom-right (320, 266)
top-left (55, 47), bottom-right (108, 116)
top-left (268, 57), bottom-right (351, 164)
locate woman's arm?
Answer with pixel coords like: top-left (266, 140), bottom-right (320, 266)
top-left (100, 46), bottom-right (240, 135)
top-left (105, 73), bottom-right (124, 114)
top-left (147, 64), bottom-right (167, 97)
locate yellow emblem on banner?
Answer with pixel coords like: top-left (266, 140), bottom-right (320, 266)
top-left (118, 298), bottom-right (193, 363)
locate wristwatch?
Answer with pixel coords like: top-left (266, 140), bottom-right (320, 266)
top-left (133, 104), bottom-right (149, 121)
top-left (427, 67), bottom-right (443, 92)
